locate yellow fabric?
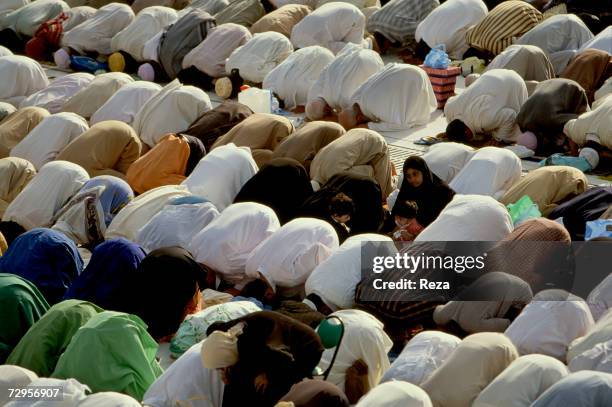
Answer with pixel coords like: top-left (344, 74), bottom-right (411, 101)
top-left (0, 231), bottom-right (7, 256)
top-left (56, 120), bottom-right (142, 180)
top-left (108, 52), bottom-right (126, 73)
top-left (127, 133), bottom-right (190, 194)
top-left (500, 166), bottom-right (587, 216)
top-left (0, 157), bottom-right (36, 218)
top-left (0, 107), bottom-right (50, 158)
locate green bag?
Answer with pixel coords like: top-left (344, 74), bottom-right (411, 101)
top-left (507, 195), bottom-right (541, 226)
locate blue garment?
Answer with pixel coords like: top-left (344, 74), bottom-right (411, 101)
top-left (539, 154), bottom-right (592, 173)
top-left (81, 176), bottom-right (134, 226)
top-left (169, 195), bottom-right (209, 206)
top-left (0, 229), bottom-right (83, 305)
top-left (64, 238), bottom-right (146, 310)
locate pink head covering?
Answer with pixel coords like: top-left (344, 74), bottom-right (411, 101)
top-left (138, 63), bottom-right (155, 82)
top-left (517, 131), bottom-right (537, 151)
top-left (54, 48), bottom-right (71, 69)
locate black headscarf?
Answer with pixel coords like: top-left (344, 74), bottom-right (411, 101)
top-left (394, 156), bottom-right (455, 227)
top-left (122, 247), bottom-right (206, 340)
top-left (233, 158), bottom-right (313, 224)
top-left (548, 187), bottom-right (612, 240)
top-left (182, 134), bottom-right (206, 177)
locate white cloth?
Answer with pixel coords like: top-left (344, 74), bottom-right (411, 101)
top-left (132, 79), bottom-right (212, 147)
top-left (61, 3), bottom-right (135, 55)
top-left (0, 0), bottom-right (69, 37)
top-left (305, 233), bottom-right (396, 310)
top-left (62, 6), bottom-right (96, 32)
top-left (4, 377), bottom-right (89, 407)
top-left (563, 95), bottom-right (612, 150)
top-left (415, 0), bottom-right (488, 59)
top-left (415, 194), bottom-right (513, 242)
top-left (473, 354), bottom-right (569, 407)
top-left (594, 77), bottom-right (612, 109)
top-left (381, 331), bottom-right (460, 385)
top-left (449, 146), bottom-right (522, 199)
top-left (182, 144), bottom-right (258, 211)
top-left (190, 0), bottom-right (230, 15)
top-left (263, 46), bottom-right (334, 110)
top-left (568, 338), bottom-right (612, 374)
top-left (516, 14), bottom-right (594, 74)
top-left (567, 309), bottom-right (612, 365)
top-left (143, 341), bottom-right (224, 407)
top-left (0, 56), bottom-right (49, 108)
top-left (307, 43), bottom-right (384, 114)
top-left (290, 2), bottom-right (367, 55)
top-left (578, 26), bottom-right (612, 54)
top-left (355, 381), bottom-right (432, 407)
top-left (226, 32), bottom-right (294, 83)
top-left (110, 6), bottom-right (177, 61)
top-left (189, 202), bottom-right (280, 285)
top-left (245, 218), bottom-right (339, 291)
top-left (318, 309), bottom-right (393, 391)
top-left (2, 160), bottom-right (89, 230)
top-left (0, 1), bottom-right (29, 15)
top-left (182, 23), bottom-right (252, 78)
top-left (422, 142), bottom-right (475, 183)
top-left (530, 371), bottom-right (612, 407)
top-left (136, 201), bottom-right (220, 253)
top-left (90, 81), bottom-right (162, 126)
top-left (19, 73), bottom-right (94, 114)
top-left (78, 392), bottom-right (141, 407)
top-left (351, 63), bottom-right (437, 131)
top-left (587, 273), bottom-right (612, 322)
top-left (445, 69), bottom-right (528, 142)
top-left (105, 184), bottom-right (191, 241)
top-left (10, 112), bottom-right (88, 170)
top-left (316, 0), bottom-right (379, 9)
top-left (504, 291), bottom-right (595, 361)
top-left (0, 365), bottom-right (38, 406)
top-left (0, 46), bottom-right (12, 57)
top-left (142, 30), bottom-right (164, 63)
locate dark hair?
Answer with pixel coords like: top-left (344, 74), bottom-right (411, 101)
top-left (446, 119), bottom-right (469, 142)
top-left (0, 221), bottom-right (26, 247)
top-left (394, 200), bottom-right (418, 219)
top-left (241, 278), bottom-right (270, 302)
top-left (329, 192), bottom-right (354, 217)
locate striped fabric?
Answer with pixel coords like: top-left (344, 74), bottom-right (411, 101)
top-left (466, 0), bottom-right (542, 55)
top-left (367, 0), bottom-right (440, 45)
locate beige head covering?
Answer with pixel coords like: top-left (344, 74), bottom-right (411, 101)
top-left (0, 107), bottom-right (50, 158)
top-left (61, 72), bottom-right (134, 119)
top-left (485, 45), bottom-right (556, 82)
top-left (0, 157), bottom-right (36, 218)
top-left (422, 332), bottom-right (519, 407)
top-left (200, 322), bottom-right (244, 369)
top-left (250, 4), bottom-right (311, 38)
top-left (272, 121), bottom-right (345, 172)
top-left (56, 120), bottom-right (142, 179)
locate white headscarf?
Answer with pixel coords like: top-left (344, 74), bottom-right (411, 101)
top-left (105, 184), bottom-right (191, 241)
top-left (132, 79), bottom-right (212, 147)
top-left (351, 63), bottom-right (437, 132)
top-left (567, 309), bottom-right (612, 365)
top-left (4, 377), bottom-right (90, 407)
top-left (355, 381), bottom-right (432, 407)
top-left (61, 72), bottom-right (134, 119)
top-left (78, 392), bottom-right (141, 407)
top-left (263, 46), bottom-right (334, 110)
top-left (182, 144), bottom-right (258, 212)
top-left (516, 14), bottom-right (594, 74)
top-left (90, 81), bottom-right (162, 126)
top-left (422, 142), bottom-right (475, 183)
top-left (290, 2), bottom-right (367, 55)
top-left (505, 290), bottom-right (595, 361)
top-left (110, 6), bottom-right (178, 61)
top-left (190, 0), bottom-right (230, 14)
top-left (594, 77), bottom-right (612, 108)
top-left (415, 195), bottom-right (513, 242)
top-left (136, 201), bottom-right (220, 253)
top-left (579, 26), bottom-right (612, 54)
top-left (189, 202), bottom-right (281, 285)
top-left (0, 0), bottom-right (69, 37)
top-left (51, 185), bottom-right (107, 246)
top-left (182, 23), bottom-right (252, 78)
top-left (2, 160), bottom-right (89, 230)
top-left (415, 0), bottom-right (488, 59)
top-left (245, 217), bottom-right (339, 291)
top-left (473, 354), bottom-right (569, 407)
top-left (587, 273), bottom-right (612, 322)
top-left (0, 46), bottom-right (12, 57)
top-left (10, 112), bottom-right (88, 170)
top-left (62, 6), bottom-right (96, 32)
top-left (0, 56), bottom-right (49, 108)
top-left (307, 43), bottom-right (384, 115)
top-left (318, 309), bottom-right (392, 391)
top-left (0, 365), bottom-right (38, 406)
top-left (530, 371), bottom-right (612, 407)
top-left (449, 146), bottom-right (522, 199)
top-left (143, 341), bottom-right (224, 407)
top-left (19, 73), bottom-right (94, 114)
top-left (141, 30), bottom-right (164, 63)
top-left (381, 331), bottom-right (461, 385)
top-left (305, 233), bottom-right (396, 310)
top-left (61, 3), bottom-right (135, 55)
top-left (568, 338), bottom-right (612, 374)
top-left (226, 32), bottom-right (294, 83)
top-left (0, 1), bottom-right (29, 15)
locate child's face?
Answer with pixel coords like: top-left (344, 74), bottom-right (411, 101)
top-left (395, 215), bottom-right (413, 227)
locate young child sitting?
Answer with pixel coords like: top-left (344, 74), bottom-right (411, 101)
top-left (392, 200), bottom-right (424, 241)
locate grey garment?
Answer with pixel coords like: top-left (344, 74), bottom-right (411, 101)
top-left (531, 371), bottom-right (612, 407)
top-left (517, 78), bottom-right (589, 136)
top-left (158, 8), bottom-right (216, 79)
top-left (190, 0), bottom-right (230, 14)
top-left (366, 0), bottom-right (439, 45)
top-left (214, 0), bottom-right (264, 27)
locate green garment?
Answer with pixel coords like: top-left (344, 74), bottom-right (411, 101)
top-left (52, 311), bottom-right (164, 400)
top-left (7, 299), bottom-right (104, 377)
top-left (0, 273), bottom-right (50, 363)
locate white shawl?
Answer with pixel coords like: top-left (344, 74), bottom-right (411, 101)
top-left (578, 26), bottom-right (611, 54)
top-left (182, 144), bottom-right (258, 212)
top-left (0, 365), bottom-right (38, 406)
top-left (567, 309), bottom-right (612, 365)
top-left (530, 371), bottom-right (612, 407)
top-left (189, 202), bottom-right (281, 285)
top-left (0, 56), bottom-right (49, 108)
top-left (422, 142), bottom-right (475, 183)
top-left (10, 112), bottom-right (88, 170)
top-left (61, 72), bottom-right (134, 119)
top-left (62, 6), bottom-right (96, 32)
top-left (2, 160), bottom-right (89, 230)
top-left (0, 0), bottom-right (69, 37)
top-left (587, 273), bottom-right (612, 322)
top-left (132, 79), bottom-right (212, 147)
top-left (20, 73), bottom-right (94, 114)
top-left (355, 381), bottom-right (432, 407)
top-left (90, 81), bottom-right (162, 126)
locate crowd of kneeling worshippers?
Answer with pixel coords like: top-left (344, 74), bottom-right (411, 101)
top-left (0, 0), bottom-right (611, 405)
